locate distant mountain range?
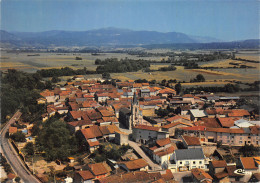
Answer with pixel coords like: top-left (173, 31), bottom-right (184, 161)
top-left (0, 28), bottom-right (259, 49)
top-left (0, 28), bottom-right (221, 46)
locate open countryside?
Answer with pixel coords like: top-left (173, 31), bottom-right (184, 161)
top-left (1, 50), bottom-right (259, 83)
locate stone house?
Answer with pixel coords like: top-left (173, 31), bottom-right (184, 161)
top-left (132, 125), bottom-right (169, 144)
top-left (169, 148), bottom-right (206, 172)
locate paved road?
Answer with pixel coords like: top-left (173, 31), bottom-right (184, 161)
top-left (0, 111), bottom-right (40, 183)
top-left (128, 141), bottom-right (161, 171)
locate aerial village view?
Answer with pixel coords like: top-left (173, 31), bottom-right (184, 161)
top-left (0, 0), bottom-right (259, 183)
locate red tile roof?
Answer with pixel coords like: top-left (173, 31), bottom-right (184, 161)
top-left (191, 168), bottom-right (213, 181)
top-left (69, 111), bottom-right (83, 119)
top-left (142, 83), bottom-right (149, 86)
top-left (198, 118), bottom-right (221, 128)
top-left (102, 117), bottom-right (118, 123)
top-left (206, 127), bottom-right (244, 134)
top-left (59, 90), bottom-right (71, 96)
top-left (98, 109), bottom-right (115, 117)
top-left (217, 118), bottom-right (235, 128)
top-left (225, 165), bottom-right (242, 177)
top-left (89, 125), bottom-right (103, 137)
top-left (99, 171), bottom-right (162, 183)
top-left (40, 90), bottom-right (55, 97)
top-left (87, 139), bottom-right (100, 147)
top-left (82, 100), bottom-right (100, 108)
top-left (182, 126), bottom-right (244, 134)
top-left (69, 102), bottom-right (79, 111)
top-left (183, 94), bottom-right (194, 98)
top-left (228, 109), bottom-right (250, 117)
top-left (250, 126), bottom-right (260, 134)
top-left (9, 127), bottom-right (17, 134)
top-left (99, 126), bottom-right (111, 135)
top-left (77, 170), bottom-right (95, 180)
top-left (149, 146), bottom-right (158, 151)
top-left (67, 120), bottom-right (92, 127)
top-left (134, 125), bottom-right (160, 131)
top-left (122, 159), bottom-right (149, 170)
top-left (156, 138), bottom-right (171, 147)
top-left (83, 94), bottom-right (94, 98)
top-left (86, 109), bottom-right (102, 120)
top-left (159, 88), bottom-right (176, 94)
top-left (80, 128), bottom-right (96, 139)
top-left (182, 136), bottom-right (201, 146)
top-left (160, 169), bottom-right (174, 181)
top-left (240, 157), bottom-right (258, 170)
top-left (214, 171), bottom-right (229, 179)
top-left (97, 93), bottom-right (110, 97)
top-left (133, 83), bottom-right (142, 88)
top-left (154, 146), bottom-right (175, 157)
top-left (211, 160), bottom-right (227, 168)
top-left (88, 162), bottom-right (112, 176)
top-left (106, 124), bottom-right (120, 134)
top-left (162, 122), bottom-right (192, 129)
top-left (206, 108), bottom-right (230, 115)
top-left (181, 126), bottom-right (207, 131)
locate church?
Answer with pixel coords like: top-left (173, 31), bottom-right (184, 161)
top-left (119, 91), bottom-right (143, 130)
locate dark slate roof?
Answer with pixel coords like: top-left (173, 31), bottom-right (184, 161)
top-left (120, 107), bottom-right (131, 115)
top-left (175, 148), bottom-right (204, 160)
top-left (133, 92), bottom-right (138, 104)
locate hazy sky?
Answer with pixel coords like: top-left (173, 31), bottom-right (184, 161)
top-left (1, 0), bottom-right (259, 41)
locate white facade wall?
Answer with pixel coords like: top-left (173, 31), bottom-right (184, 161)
top-left (175, 159), bottom-right (205, 171)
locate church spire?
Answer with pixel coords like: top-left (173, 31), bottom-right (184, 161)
top-left (133, 90), bottom-right (137, 104)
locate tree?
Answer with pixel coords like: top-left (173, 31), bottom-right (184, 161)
top-left (75, 57), bottom-right (82, 60)
top-left (102, 72), bottom-right (111, 79)
top-left (95, 59), bottom-right (102, 65)
top-left (31, 124), bottom-right (41, 136)
top-left (149, 80), bottom-right (156, 85)
top-left (196, 74), bottom-right (205, 82)
top-left (155, 107), bottom-right (169, 117)
top-left (224, 83), bottom-right (240, 93)
top-left (36, 120), bottom-right (77, 161)
top-left (239, 144), bottom-right (259, 157)
top-left (24, 142), bottom-right (34, 155)
top-left (175, 83), bottom-right (182, 95)
top-left (15, 177), bottom-right (21, 183)
top-left (10, 131), bottom-right (26, 142)
top-left (51, 76), bottom-right (60, 83)
top-left (161, 79), bottom-right (167, 86)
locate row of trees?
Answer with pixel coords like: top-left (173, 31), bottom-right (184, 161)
top-left (96, 58), bottom-right (150, 73)
top-left (183, 83), bottom-right (241, 94)
top-left (128, 50), bottom-right (231, 62)
top-left (36, 67), bottom-right (95, 77)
